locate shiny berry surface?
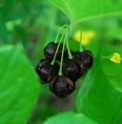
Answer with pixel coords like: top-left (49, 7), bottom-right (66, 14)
top-left (63, 58), bottom-right (80, 79)
top-left (44, 42), bottom-right (63, 60)
top-left (73, 50), bottom-right (93, 69)
top-left (49, 75), bottom-right (75, 98)
top-left (36, 59), bottom-right (58, 83)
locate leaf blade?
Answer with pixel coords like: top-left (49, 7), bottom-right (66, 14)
top-left (48, 0), bottom-right (122, 23)
top-left (43, 112), bottom-right (98, 124)
top-left (76, 54), bottom-right (122, 124)
top-left (0, 45), bottom-right (40, 124)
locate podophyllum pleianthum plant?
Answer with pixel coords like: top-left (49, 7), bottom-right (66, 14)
top-left (0, 0), bottom-right (122, 124)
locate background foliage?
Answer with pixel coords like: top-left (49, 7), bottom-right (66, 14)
top-left (0, 0), bottom-right (122, 124)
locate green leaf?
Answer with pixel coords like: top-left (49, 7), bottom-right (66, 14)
top-left (0, 12), bottom-right (9, 44)
top-left (48, 0), bottom-right (122, 23)
top-left (43, 112), bottom-right (98, 124)
top-left (0, 45), bottom-right (40, 124)
top-left (76, 54), bottom-right (122, 124)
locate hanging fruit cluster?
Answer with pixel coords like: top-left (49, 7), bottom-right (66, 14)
top-left (36, 25), bottom-right (93, 98)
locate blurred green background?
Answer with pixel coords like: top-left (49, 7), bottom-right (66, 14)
top-left (0, 0), bottom-right (122, 124)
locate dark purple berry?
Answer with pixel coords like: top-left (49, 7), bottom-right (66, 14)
top-left (73, 50), bottom-right (93, 69)
top-left (63, 58), bottom-right (81, 80)
top-left (83, 50), bottom-right (93, 67)
top-left (44, 42), bottom-right (63, 60)
top-left (73, 58), bottom-right (86, 81)
top-left (49, 75), bottom-right (75, 98)
top-left (55, 58), bottom-right (85, 82)
top-left (36, 59), bottom-right (58, 83)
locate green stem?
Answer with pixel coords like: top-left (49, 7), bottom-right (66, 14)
top-left (69, 21), bottom-right (77, 38)
top-left (51, 28), bottom-right (67, 65)
top-left (58, 28), bottom-right (68, 75)
top-left (54, 24), bottom-right (68, 43)
top-left (77, 26), bottom-right (83, 52)
top-left (101, 55), bottom-right (111, 59)
top-left (66, 27), bottom-right (73, 59)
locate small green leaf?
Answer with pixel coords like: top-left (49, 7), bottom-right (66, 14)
top-left (48, 0), bottom-right (122, 23)
top-left (43, 112), bottom-right (98, 124)
top-left (0, 12), bottom-right (9, 44)
top-left (76, 55), bottom-right (122, 124)
top-left (0, 45), bottom-right (40, 124)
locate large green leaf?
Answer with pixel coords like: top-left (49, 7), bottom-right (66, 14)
top-left (48, 0), bottom-right (122, 23)
top-left (76, 49), bottom-right (122, 124)
top-left (0, 45), bottom-right (40, 124)
top-left (43, 112), bottom-right (98, 124)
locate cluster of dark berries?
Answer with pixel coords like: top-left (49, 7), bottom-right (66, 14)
top-left (36, 41), bottom-right (93, 98)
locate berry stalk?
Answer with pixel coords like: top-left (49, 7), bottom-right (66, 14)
top-left (66, 27), bottom-right (73, 59)
top-left (77, 26), bottom-right (83, 52)
top-left (51, 28), bottom-right (67, 65)
top-left (54, 24), bottom-right (68, 43)
top-left (58, 28), bottom-right (68, 75)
